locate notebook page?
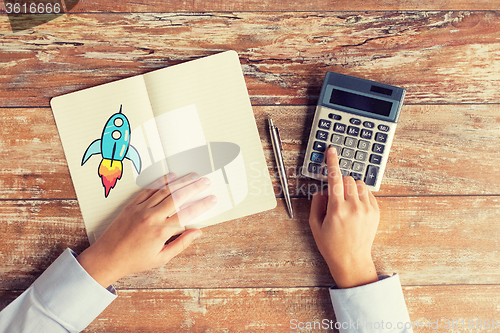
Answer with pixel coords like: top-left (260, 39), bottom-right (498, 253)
top-left (51, 75), bottom-right (159, 243)
top-left (143, 51), bottom-right (276, 228)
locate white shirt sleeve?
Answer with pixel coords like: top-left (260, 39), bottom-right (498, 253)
top-left (0, 248), bottom-right (117, 333)
top-left (329, 274), bottom-right (413, 333)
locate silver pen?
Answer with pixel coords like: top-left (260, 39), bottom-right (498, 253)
top-left (268, 119), bottom-right (294, 219)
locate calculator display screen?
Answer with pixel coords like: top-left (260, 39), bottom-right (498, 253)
top-left (329, 89), bottom-right (393, 117)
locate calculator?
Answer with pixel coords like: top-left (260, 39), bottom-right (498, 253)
top-left (302, 72), bottom-right (406, 191)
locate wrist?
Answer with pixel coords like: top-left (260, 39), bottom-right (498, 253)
top-left (77, 248), bottom-right (120, 288)
top-left (328, 257), bottom-right (378, 289)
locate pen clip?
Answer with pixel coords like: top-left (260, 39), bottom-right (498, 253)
top-left (275, 127), bottom-right (283, 153)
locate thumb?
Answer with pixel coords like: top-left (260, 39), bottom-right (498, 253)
top-left (159, 229), bottom-right (202, 263)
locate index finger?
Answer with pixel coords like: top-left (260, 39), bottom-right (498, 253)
top-left (326, 146), bottom-right (344, 203)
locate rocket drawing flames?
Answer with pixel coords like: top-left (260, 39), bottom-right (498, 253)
top-left (81, 105), bottom-right (141, 197)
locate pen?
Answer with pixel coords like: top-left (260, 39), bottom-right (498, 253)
top-left (268, 119), bottom-right (294, 219)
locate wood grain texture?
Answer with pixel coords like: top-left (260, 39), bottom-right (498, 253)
top-left (3, 285), bottom-right (498, 332)
top-left (1, 196), bottom-right (499, 291)
top-left (1, 0), bottom-right (500, 13)
top-left (1, 11), bottom-right (500, 106)
top-left (1, 104), bottom-right (499, 199)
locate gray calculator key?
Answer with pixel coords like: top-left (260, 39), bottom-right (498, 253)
top-left (344, 137), bottom-right (357, 148)
top-left (347, 126), bottom-right (360, 137)
top-left (339, 159), bottom-right (352, 169)
top-left (308, 163), bottom-right (322, 174)
top-left (310, 152), bottom-right (324, 163)
top-left (316, 130), bottom-right (329, 141)
top-left (378, 124), bottom-right (390, 132)
top-left (322, 166), bottom-right (328, 176)
top-left (340, 169), bottom-right (349, 177)
top-left (341, 148), bottom-right (355, 159)
top-left (318, 119), bottom-right (332, 130)
top-left (355, 151), bottom-right (368, 161)
top-left (329, 145), bottom-right (342, 156)
top-left (372, 143), bottom-right (385, 154)
top-left (331, 134), bottom-right (344, 145)
top-left (357, 140), bottom-right (370, 151)
top-left (364, 165), bottom-right (379, 186)
top-left (375, 132), bottom-right (388, 143)
top-left (350, 172), bottom-right (363, 181)
top-left (333, 123), bottom-right (346, 133)
top-left (313, 141), bottom-right (327, 152)
top-left (369, 154), bottom-right (382, 165)
top-left (352, 162), bottom-right (365, 173)
top-left (360, 129), bottom-right (373, 140)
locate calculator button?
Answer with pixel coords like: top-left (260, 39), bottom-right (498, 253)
top-left (357, 140), bottom-right (370, 151)
top-left (322, 166), bottom-right (328, 176)
top-left (341, 148), bottom-right (355, 159)
top-left (333, 123), bottom-right (346, 133)
top-left (313, 141), bottom-right (327, 152)
top-left (329, 145), bottom-right (342, 156)
top-left (340, 169), bottom-right (350, 177)
top-left (364, 165), bottom-right (379, 186)
top-left (350, 172), bottom-right (363, 181)
top-left (375, 132), bottom-right (388, 143)
top-left (339, 159), bottom-right (352, 169)
top-left (363, 121), bottom-right (375, 129)
top-left (344, 137), bottom-right (357, 148)
top-left (352, 162), bottom-right (365, 173)
top-left (369, 154), bottom-right (382, 165)
top-left (355, 151), bottom-right (368, 161)
top-left (308, 163), bottom-right (322, 174)
top-left (372, 143), bottom-right (385, 154)
top-left (316, 130), bottom-right (329, 141)
top-left (347, 126), bottom-right (360, 137)
top-left (378, 124), bottom-right (390, 132)
top-left (360, 129), bottom-right (373, 140)
top-left (349, 118), bottom-right (361, 125)
top-left (310, 152), bottom-right (324, 163)
top-left (328, 113), bottom-right (342, 120)
top-left (331, 134), bottom-right (344, 145)
top-left (318, 119), bottom-right (332, 130)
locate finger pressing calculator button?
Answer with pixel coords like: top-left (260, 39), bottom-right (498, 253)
top-left (331, 134), bottom-right (344, 145)
top-left (313, 141), bottom-right (327, 152)
top-left (363, 121), bottom-right (375, 128)
top-left (341, 148), bottom-right (355, 159)
top-left (329, 145), bottom-right (342, 156)
top-left (375, 132), bottom-right (388, 143)
top-left (333, 123), bottom-right (346, 133)
top-left (364, 165), bottom-right (379, 186)
top-left (360, 129), bottom-right (373, 140)
top-left (339, 159), bottom-right (352, 169)
top-left (350, 172), bottom-right (363, 181)
top-left (318, 119), bottom-right (332, 130)
top-left (310, 152), bottom-right (324, 163)
top-left (378, 124), bottom-right (390, 132)
top-left (344, 137), bottom-right (357, 148)
top-left (347, 126), bottom-right (360, 137)
top-left (316, 130), bottom-right (329, 141)
top-left (328, 113), bottom-right (342, 120)
top-left (357, 140), bottom-right (370, 151)
top-left (369, 154), bottom-right (382, 165)
top-left (340, 169), bottom-right (349, 177)
top-left (372, 143), bottom-right (385, 154)
top-left (308, 163), bottom-right (322, 174)
top-left (349, 118), bottom-right (361, 125)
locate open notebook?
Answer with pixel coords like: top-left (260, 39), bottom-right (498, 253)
top-left (51, 51), bottom-right (276, 244)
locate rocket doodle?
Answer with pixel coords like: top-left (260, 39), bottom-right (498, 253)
top-left (81, 105), bottom-right (141, 197)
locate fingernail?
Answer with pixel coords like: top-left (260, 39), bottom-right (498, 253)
top-left (210, 195), bottom-right (217, 203)
top-left (203, 177), bottom-right (211, 185)
top-left (193, 231), bottom-right (202, 240)
top-left (166, 173), bottom-right (176, 182)
top-left (191, 172), bottom-right (199, 180)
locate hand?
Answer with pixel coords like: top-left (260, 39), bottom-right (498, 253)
top-left (77, 173), bottom-right (217, 288)
top-left (309, 147), bottom-right (380, 288)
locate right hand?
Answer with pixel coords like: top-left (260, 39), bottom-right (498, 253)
top-left (309, 147), bottom-right (380, 288)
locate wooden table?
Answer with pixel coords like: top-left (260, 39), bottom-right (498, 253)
top-left (2, 1), bottom-right (500, 332)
